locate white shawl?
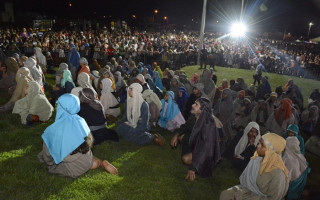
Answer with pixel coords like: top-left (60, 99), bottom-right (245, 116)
top-left (126, 83), bottom-right (144, 128)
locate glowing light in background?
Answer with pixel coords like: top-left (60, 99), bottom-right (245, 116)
top-left (230, 22), bottom-right (247, 37)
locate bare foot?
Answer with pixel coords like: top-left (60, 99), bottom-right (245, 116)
top-left (101, 160), bottom-right (118, 175)
top-left (91, 157), bottom-right (101, 170)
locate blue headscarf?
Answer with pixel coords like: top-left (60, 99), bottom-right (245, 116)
top-left (41, 94), bottom-right (90, 164)
top-left (284, 124), bottom-right (305, 155)
top-left (263, 76), bottom-right (272, 94)
top-left (177, 87), bottom-right (189, 111)
top-left (68, 44), bottom-right (80, 71)
top-left (138, 62), bottom-right (144, 73)
top-left (61, 70), bottom-right (76, 88)
top-left (122, 60), bottom-right (130, 74)
top-left (159, 91), bottom-right (180, 128)
top-left (153, 71), bottom-right (164, 91)
top-left (146, 64), bottom-right (153, 77)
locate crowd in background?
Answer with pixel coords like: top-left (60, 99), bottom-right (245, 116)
top-left (0, 26), bottom-right (320, 199)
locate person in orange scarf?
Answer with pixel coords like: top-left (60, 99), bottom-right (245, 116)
top-left (220, 133), bottom-right (289, 200)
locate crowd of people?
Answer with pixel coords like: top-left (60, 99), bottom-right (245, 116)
top-left (0, 27), bottom-right (320, 200)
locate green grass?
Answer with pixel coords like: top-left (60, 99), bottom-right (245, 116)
top-left (0, 65), bottom-right (319, 199)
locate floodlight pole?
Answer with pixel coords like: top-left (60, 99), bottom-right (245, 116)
top-left (197, 0), bottom-right (207, 65)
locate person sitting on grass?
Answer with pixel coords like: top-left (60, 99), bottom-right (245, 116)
top-left (284, 124), bottom-right (305, 155)
top-left (220, 133), bottom-right (289, 200)
top-left (171, 97), bottom-right (220, 181)
top-left (142, 89), bottom-right (162, 128)
top-left (233, 122), bottom-right (261, 171)
top-left (158, 91), bottom-right (186, 132)
top-left (38, 94), bottom-right (117, 178)
top-left (116, 83), bottom-right (165, 146)
top-left (282, 136), bottom-right (310, 200)
top-left (78, 88), bottom-right (119, 145)
top-left (52, 69), bottom-right (76, 98)
top-left (12, 81), bottom-right (53, 125)
top-left (100, 78), bottom-right (121, 121)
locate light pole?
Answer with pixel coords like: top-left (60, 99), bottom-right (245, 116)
top-left (153, 9), bottom-right (158, 24)
top-left (307, 22), bottom-right (314, 39)
top-left (197, 0), bottom-right (207, 65)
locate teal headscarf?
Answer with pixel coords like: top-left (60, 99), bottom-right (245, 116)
top-left (284, 124), bottom-right (305, 155)
top-left (61, 70), bottom-right (75, 88)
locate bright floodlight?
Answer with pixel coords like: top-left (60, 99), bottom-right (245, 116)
top-left (231, 22), bottom-right (247, 37)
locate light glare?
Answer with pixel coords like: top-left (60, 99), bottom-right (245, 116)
top-left (231, 22), bottom-right (247, 37)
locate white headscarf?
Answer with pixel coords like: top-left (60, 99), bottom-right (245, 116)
top-left (101, 78), bottom-right (113, 94)
top-left (136, 74), bottom-right (146, 84)
top-left (282, 136), bottom-right (308, 181)
top-left (34, 47), bottom-right (47, 67)
top-left (77, 72), bottom-right (93, 89)
top-left (23, 57), bottom-right (43, 86)
top-left (114, 71), bottom-right (124, 89)
top-left (126, 83), bottom-right (144, 128)
top-left (234, 122), bottom-right (261, 159)
top-left (142, 89), bottom-right (162, 111)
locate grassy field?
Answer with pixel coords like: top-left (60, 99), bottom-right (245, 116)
top-left (0, 65), bottom-right (319, 200)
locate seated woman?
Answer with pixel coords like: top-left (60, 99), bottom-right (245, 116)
top-left (142, 89), bottom-right (162, 127)
top-left (0, 57), bottom-right (19, 90)
top-left (12, 81), bottom-right (53, 125)
top-left (251, 100), bottom-right (270, 134)
top-left (153, 71), bottom-right (164, 91)
top-left (78, 88), bottom-right (119, 145)
top-left (300, 105), bottom-right (319, 136)
top-left (38, 94), bottom-right (117, 178)
top-left (190, 73), bottom-right (199, 86)
top-left (266, 98), bottom-right (295, 136)
top-left (52, 70), bottom-right (76, 98)
top-left (114, 71), bottom-right (127, 103)
top-left (0, 67), bottom-right (34, 112)
top-left (71, 72), bottom-right (94, 97)
top-left (233, 122), bottom-right (261, 171)
top-left (177, 87), bottom-right (189, 115)
top-left (284, 124), bottom-right (305, 155)
top-left (282, 136), bottom-right (310, 200)
top-left (55, 63), bottom-right (68, 87)
top-left (116, 83), bottom-right (165, 146)
top-left (158, 91), bottom-right (186, 132)
top-left (24, 57), bottom-right (44, 87)
top-left (100, 78), bottom-right (121, 120)
top-left (220, 133), bottom-right (289, 200)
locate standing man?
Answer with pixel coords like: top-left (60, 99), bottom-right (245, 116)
top-left (199, 46), bottom-right (208, 69)
top-left (171, 97), bottom-right (221, 181)
top-left (253, 61), bottom-right (263, 85)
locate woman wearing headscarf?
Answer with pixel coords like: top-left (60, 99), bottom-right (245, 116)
top-left (55, 63), bottom-right (68, 86)
top-left (0, 67), bottom-right (34, 112)
top-left (24, 57), bottom-right (43, 86)
top-left (158, 91), bottom-right (186, 132)
top-left (78, 88), bottom-right (119, 144)
top-left (116, 83), bottom-right (165, 146)
top-left (153, 71), bottom-right (164, 91)
top-left (179, 73), bottom-right (193, 96)
top-left (71, 72), bottom-right (94, 97)
top-left (34, 47), bottom-right (47, 72)
top-left (38, 94), bottom-right (117, 178)
top-left (127, 67), bottom-right (139, 86)
top-left (152, 62), bottom-right (163, 78)
top-left (284, 124), bottom-right (305, 155)
top-left (136, 74), bottom-right (150, 92)
top-left (67, 44), bottom-right (80, 80)
top-left (170, 76), bottom-right (184, 101)
top-left (233, 122), bottom-right (261, 171)
top-left (220, 133), bottom-right (289, 200)
top-left (162, 68), bottom-right (173, 91)
top-left (0, 57), bottom-right (19, 90)
top-left (300, 105), bottom-right (319, 136)
top-left (190, 73), bottom-right (199, 86)
top-left (219, 78), bottom-right (229, 90)
top-left (100, 78), bottom-right (120, 119)
top-left (183, 97), bottom-right (221, 181)
top-left (199, 69), bottom-right (217, 103)
top-left (142, 89), bottom-right (162, 127)
top-left (214, 88), bottom-right (235, 140)
top-left (282, 136), bottom-right (310, 200)
top-left (144, 73), bottom-right (163, 99)
top-left (256, 76), bottom-right (272, 100)
top-left (53, 70), bottom-right (76, 98)
top-left (266, 98), bottom-right (295, 136)
top-left (12, 81), bottom-right (53, 125)
top-left (114, 71), bottom-right (127, 103)
top-left (177, 87), bottom-right (189, 115)
top-left (77, 57), bottom-right (91, 76)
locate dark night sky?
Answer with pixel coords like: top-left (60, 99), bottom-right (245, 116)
top-left (4, 0), bottom-right (320, 37)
